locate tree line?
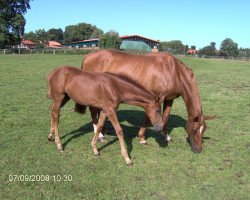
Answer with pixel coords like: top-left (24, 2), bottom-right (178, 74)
top-left (1, 0), bottom-right (249, 57)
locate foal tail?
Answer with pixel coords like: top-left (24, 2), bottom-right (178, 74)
top-left (74, 103), bottom-right (87, 114)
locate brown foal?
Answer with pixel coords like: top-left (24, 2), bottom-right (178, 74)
top-left (47, 66), bottom-right (163, 165)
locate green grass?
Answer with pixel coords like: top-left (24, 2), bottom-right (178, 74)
top-left (0, 54), bottom-right (249, 199)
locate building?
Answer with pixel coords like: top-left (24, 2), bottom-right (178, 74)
top-left (47, 41), bottom-right (62, 48)
top-left (63, 39), bottom-right (99, 49)
top-left (187, 49), bottom-right (198, 54)
top-left (17, 39), bottom-right (36, 49)
top-left (120, 34), bottom-right (159, 49)
top-left (62, 34), bottom-right (159, 50)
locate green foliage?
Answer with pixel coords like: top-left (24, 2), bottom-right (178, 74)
top-left (220, 38), bottom-right (239, 57)
top-left (63, 23), bottom-right (103, 43)
top-left (190, 45), bottom-right (196, 50)
top-left (47, 28), bottom-right (63, 42)
top-left (199, 42), bottom-right (217, 56)
top-left (0, 55), bottom-right (249, 199)
top-left (159, 40), bottom-right (185, 54)
top-left (0, 0), bottom-right (31, 48)
top-left (120, 40), bottom-right (151, 52)
top-left (99, 30), bottom-right (121, 49)
top-left (239, 48), bottom-right (250, 57)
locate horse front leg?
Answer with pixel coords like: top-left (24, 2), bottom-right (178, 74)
top-left (91, 110), bottom-right (107, 156)
top-left (89, 106), bottom-right (107, 142)
top-left (106, 108), bottom-right (132, 166)
top-left (138, 115), bottom-right (150, 145)
top-left (161, 99), bottom-right (174, 142)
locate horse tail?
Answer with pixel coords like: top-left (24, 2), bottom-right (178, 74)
top-left (74, 103), bottom-right (87, 114)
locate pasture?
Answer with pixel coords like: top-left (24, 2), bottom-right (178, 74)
top-left (0, 54), bottom-right (249, 199)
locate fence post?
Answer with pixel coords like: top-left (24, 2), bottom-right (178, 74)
top-left (53, 50), bottom-right (55, 54)
top-left (4, 49), bottom-right (6, 55)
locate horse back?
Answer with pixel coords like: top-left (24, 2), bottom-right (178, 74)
top-left (82, 50), bottom-right (181, 95)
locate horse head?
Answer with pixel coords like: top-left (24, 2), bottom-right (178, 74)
top-left (185, 115), bottom-right (216, 153)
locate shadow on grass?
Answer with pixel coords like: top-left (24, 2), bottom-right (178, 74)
top-left (61, 110), bottom-right (187, 156)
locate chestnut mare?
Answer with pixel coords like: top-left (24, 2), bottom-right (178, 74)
top-left (76, 50), bottom-right (215, 153)
top-left (47, 66), bottom-right (163, 165)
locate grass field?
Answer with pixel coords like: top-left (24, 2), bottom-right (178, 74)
top-left (0, 54), bottom-right (249, 199)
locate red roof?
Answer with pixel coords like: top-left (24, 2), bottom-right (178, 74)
top-left (120, 34), bottom-right (159, 43)
top-left (22, 39), bottom-right (35, 45)
top-left (187, 49), bottom-right (198, 54)
top-left (48, 41), bottom-right (61, 46)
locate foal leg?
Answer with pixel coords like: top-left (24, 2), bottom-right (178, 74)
top-left (91, 111), bottom-right (107, 156)
top-left (48, 95), bottom-right (65, 151)
top-left (138, 115), bottom-right (150, 145)
top-left (106, 108), bottom-right (132, 165)
top-left (161, 99), bottom-right (174, 142)
top-left (90, 107), bottom-right (106, 142)
top-left (48, 95), bottom-right (70, 141)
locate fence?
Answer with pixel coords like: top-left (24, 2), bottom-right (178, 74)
top-left (185, 54), bottom-right (250, 62)
top-left (0, 48), bottom-right (93, 55)
top-left (1, 48), bottom-right (250, 61)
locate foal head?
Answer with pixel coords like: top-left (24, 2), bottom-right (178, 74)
top-left (145, 99), bottom-right (163, 132)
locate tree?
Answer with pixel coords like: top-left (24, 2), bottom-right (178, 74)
top-left (220, 38), bottom-right (239, 57)
top-left (64, 23), bottom-right (103, 43)
top-left (199, 42), bottom-right (217, 56)
top-left (47, 28), bottom-right (63, 42)
top-left (191, 45), bottom-right (196, 50)
top-left (159, 40), bottom-right (185, 54)
top-left (0, 0), bottom-right (31, 48)
top-left (98, 30), bottom-right (121, 49)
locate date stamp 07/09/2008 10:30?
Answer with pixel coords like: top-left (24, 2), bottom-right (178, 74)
top-left (8, 174), bottom-right (73, 182)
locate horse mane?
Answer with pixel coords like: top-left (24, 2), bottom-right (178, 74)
top-left (104, 72), bottom-right (154, 96)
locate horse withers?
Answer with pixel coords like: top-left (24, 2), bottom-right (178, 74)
top-left (47, 66), bottom-right (163, 165)
top-left (77, 50), bottom-right (215, 153)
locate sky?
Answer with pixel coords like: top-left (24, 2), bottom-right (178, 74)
top-left (24, 0), bottom-right (250, 49)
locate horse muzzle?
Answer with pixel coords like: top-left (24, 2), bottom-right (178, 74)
top-left (191, 146), bottom-right (202, 154)
top-left (154, 124), bottom-right (163, 132)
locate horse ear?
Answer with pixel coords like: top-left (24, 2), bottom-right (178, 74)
top-left (203, 115), bottom-right (216, 120)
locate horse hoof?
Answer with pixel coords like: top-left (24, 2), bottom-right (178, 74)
top-left (94, 151), bottom-right (100, 156)
top-left (57, 144), bottom-right (63, 152)
top-left (126, 161), bottom-right (133, 166)
top-left (167, 139), bottom-right (173, 143)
